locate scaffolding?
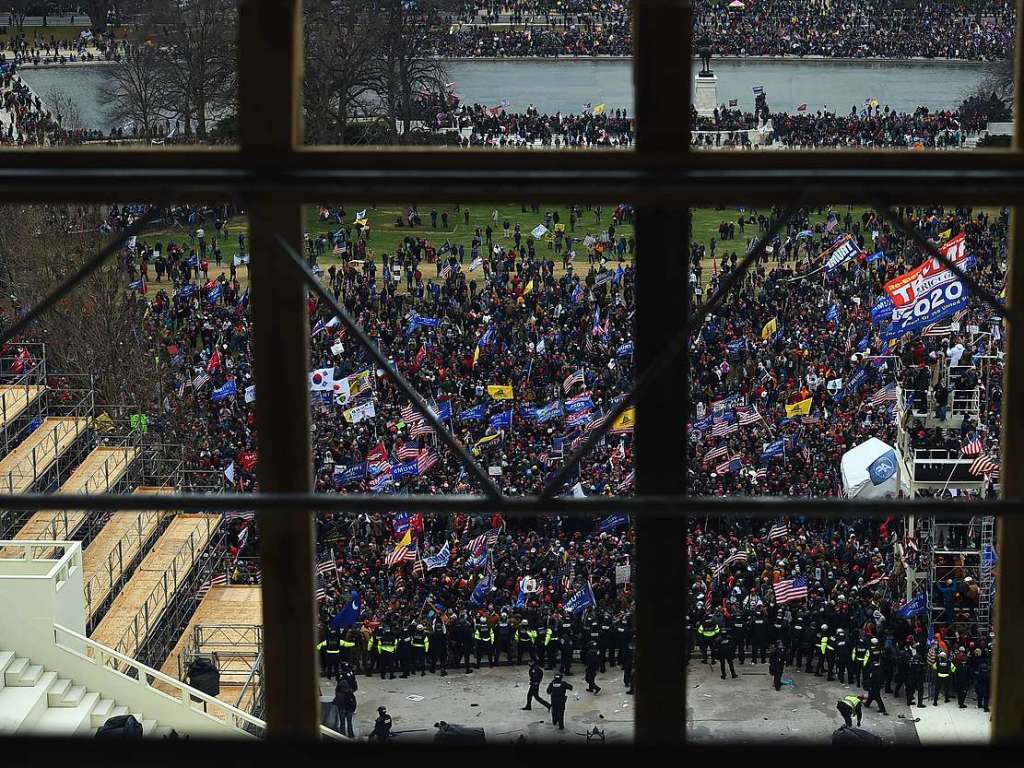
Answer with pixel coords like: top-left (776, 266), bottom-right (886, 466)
top-left (177, 625), bottom-right (265, 719)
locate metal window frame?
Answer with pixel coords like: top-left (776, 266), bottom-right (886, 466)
top-left (0, 0), bottom-right (1020, 745)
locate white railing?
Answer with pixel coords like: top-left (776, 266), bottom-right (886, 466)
top-left (52, 625), bottom-right (342, 740)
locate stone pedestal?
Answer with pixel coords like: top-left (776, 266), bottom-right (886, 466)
top-left (694, 73), bottom-right (718, 118)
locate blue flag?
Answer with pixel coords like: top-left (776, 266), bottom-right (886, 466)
top-left (867, 249), bottom-right (886, 263)
top-left (489, 410), bottom-right (512, 429)
top-left (431, 401), bottom-right (452, 422)
top-left (210, 380), bottom-right (237, 402)
top-left (330, 591), bottom-right (362, 630)
top-left (207, 284), bottom-right (222, 303)
top-left (825, 304), bottom-right (839, 323)
top-left (613, 266), bottom-right (625, 284)
top-left (178, 284), bottom-right (197, 299)
top-left (896, 592), bottom-right (927, 619)
top-left (128, 279), bottom-right (145, 292)
top-left (423, 541), bottom-right (451, 571)
top-left (564, 395), bottom-right (594, 415)
top-left (616, 341), bottom-right (634, 358)
top-left (565, 581), bottom-right (596, 614)
top-left (760, 439), bottom-right (785, 462)
top-left (468, 574), bottom-right (494, 605)
top-left (459, 404), bottom-right (487, 422)
top-left (391, 461), bottom-right (420, 481)
top-left (598, 513), bottom-right (629, 532)
top-left (334, 462), bottom-right (367, 485)
top-left (857, 333), bottom-right (870, 353)
top-left (535, 400), bottom-right (564, 424)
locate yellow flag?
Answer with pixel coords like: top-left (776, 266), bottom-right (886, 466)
top-left (784, 398), bottom-right (813, 418)
top-left (395, 529), bottom-right (412, 549)
top-left (487, 384), bottom-right (513, 400)
top-left (354, 218), bottom-right (368, 227)
top-left (593, 104), bottom-right (605, 115)
top-left (474, 433), bottom-right (500, 449)
top-left (938, 228), bottom-right (952, 241)
top-left (761, 317), bottom-right (777, 340)
top-left (473, 345), bottom-right (481, 368)
top-left (609, 407), bottom-right (636, 434)
top-left (524, 280), bottom-right (534, 295)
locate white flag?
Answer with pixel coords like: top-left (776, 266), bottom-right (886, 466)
top-left (309, 367), bottom-right (336, 391)
top-left (224, 461), bottom-right (236, 483)
top-left (343, 400), bottom-right (376, 424)
top-left (356, 209), bottom-right (367, 220)
top-left (244, 385), bottom-right (256, 403)
top-left (531, 224), bottom-right (549, 240)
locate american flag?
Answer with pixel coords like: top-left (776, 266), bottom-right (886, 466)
top-left (737, 406), bottom-right (762, 426)
top-left (416, 449), bottom-right (438, 474)
top-left (367, 452), bottom-right (392, 475)
top-left (704, 587), bottom-right (713, 611)
top-left (800, 414), bottom-right (820, 425)
top-left (923, 323), bottom-right (953, 337)
top-left (585, 413), bottom-right (607, 433)
top-left (970, 454), bottom-right (999, 477)
top-left (412, 554), bottom-right (425, 578)
top-left (713, 551), bottom-right (748, 578)
top-left (410, 421), bottom-right (434, 438)
top-left (224, 511), bottom-right (256, 523)
top-left (751, 467), bottom-right (768, 482)
top-left (397, 443), bottom-right (421, 460)
top-left (439, 262), bottom-right (453, 281)
top-left (315, 555), bottom-right (337, 579)
top-left (617, 469), bottom-right (635, 492)
top-left (193, 372), bottom-right (211, 389)
top-left (868, 383), bottom-right (897, 406)
top-left (704, 444), bottom-right (729, 463)
top-left (315, 586), bottom-right (328, 601)
top-left (386, 544), bottom-right (417, 567)
top-left (962, 432), bottom-right (984, 457)
top-left (715, 456), bottom-right (741, 474)
top-left (772, 576), bottom-right (808, 604)
top-left (197, 572), bottom-right (228, 600)
top-left (401, 405), bottom-right (424, 424)
top-left (563, 368), bottom-right (586, 392)
top-left (711, 421), bottom-right (738, 438)
top-left (863, 573), bottom-right (888, 588)
top-left (768, 522), bottom-right (789, 541)
top-left (177, 379), bottom-right (190, 398)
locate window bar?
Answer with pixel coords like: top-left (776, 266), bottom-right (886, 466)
top-left (240, 0), bottom-right (320, 739)
top-left (633, 0), bottom-right (691, 746)
top-left (992, 0), bottom-right (1024, 741)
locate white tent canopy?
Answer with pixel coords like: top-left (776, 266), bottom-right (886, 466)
top-left (840, 437), bottom-right (906, 499)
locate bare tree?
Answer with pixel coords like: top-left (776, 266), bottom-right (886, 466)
top-left (9, 0), bottom-right (29, 33)
top-left (101, 42), bottom-right (169, 136)
top-left (303, 0), bottom-right (381, 145)
top-left (368, 0), bottom-right (453, 142)
top-left (0, 205), bottom-right (163, 410)
top-left (44, 88), bottom-right (83, 132)
top-left (146, 0), bottom-right (238, 139)
top-left (84, 0), bottom-right (113, 33)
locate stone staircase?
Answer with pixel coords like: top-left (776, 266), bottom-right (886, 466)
top-left (0, 650), bottom-right (171, 737)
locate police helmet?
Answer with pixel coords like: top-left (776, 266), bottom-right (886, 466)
top-left (416, 624), bottom-right (424, 631)
top-left (820, 624), bottom-right (828, 631)
top-left (939, 651), bottom-right (948, 658)
top-left (378, 706), bottom-right (387, 714)
top-left (870, 638), bottom-right (879, 646)
top-left (837, 629), bottom-right (845, 637)
top-left (521, 619), bottom-right (529, 626)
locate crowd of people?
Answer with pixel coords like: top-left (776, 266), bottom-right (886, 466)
top-left (434, 102), bottom-right (635, 147)
top-left (433, 1), bottom-right (1013, 60)
top-left (0, 29), bottom-right (125, 67)
top-left (94, 197), bottom-right (1001, 715)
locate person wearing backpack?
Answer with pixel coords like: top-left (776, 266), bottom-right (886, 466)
top-left (333, 679), bottom-right (357, 738)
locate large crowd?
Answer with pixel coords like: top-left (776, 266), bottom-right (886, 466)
top-left (432, 0), bottom-right (1013, 60)
top-left (85, 198), bottom-right (1001, 704)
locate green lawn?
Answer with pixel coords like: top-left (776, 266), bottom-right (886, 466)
top-left (141, 203), bottom-right (923, 291)
top-left (0, 25), bottom-right (89, 43)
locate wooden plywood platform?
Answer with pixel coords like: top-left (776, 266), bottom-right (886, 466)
top-left (0, 416), bottom-right (90, 494)
top-left (14, 446), bottom-right (139, 542)
top-left (0, 384), bottom-right (45, 430)
top-left (89, 513), bottom-right (220, 656)
top-left (159, 586), bottom-right (263, 709)
top-left (82, 487), bottom-right (173, 618)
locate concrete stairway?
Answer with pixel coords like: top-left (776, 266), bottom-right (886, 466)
top-left (0, 650), bottom-right (172, 737)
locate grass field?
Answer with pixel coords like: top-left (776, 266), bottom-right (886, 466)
top-left (0, 25), bottom-right (87, 43)
top-left (140, 203), bottom-right (871, 292)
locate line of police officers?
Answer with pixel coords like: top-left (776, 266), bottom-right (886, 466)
top-left (317, 610), bottom-right (634, 692)
top-left (691, 608), bottom-right (994, 713)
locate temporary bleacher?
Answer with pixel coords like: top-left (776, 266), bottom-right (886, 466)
top-left (159, 586), bottom-right (263, 712)
top-left (82, 487), bottom-right (173, 622)
top-left (14, 445), bottom-right (140, 543)
top-left (0, 384), bottom-right (45, 432)
top-left (90, 514), bottom-right (221, 659)
top-left (0, 416), bottom-right (92, 495)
